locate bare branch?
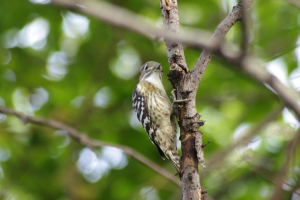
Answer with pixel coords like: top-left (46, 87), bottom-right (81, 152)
top-left (51, 0), bottom-right (214, 52)
top-left (0, 106), bottom-right (181, 187)
top-left (190, 0), bottom-right (254, 88)
top-left (201, 0), bottom-right (300, 121)
top-left (188, 0), bottom-right (300, 121)
top-left (159, 1), bottom-right (201, 199)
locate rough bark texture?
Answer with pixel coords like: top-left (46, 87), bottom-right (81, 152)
top-left (160, 0), bottom-right (188, 72)
top-left (160, 0), bottom-right (203, 199)
top-left (195, 131), bottom-right (206, 169)
top-left (160, 0), bottom-right (254, 199)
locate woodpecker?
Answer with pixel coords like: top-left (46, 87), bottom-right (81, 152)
top-left (132, 61), bottom-right (180, 172)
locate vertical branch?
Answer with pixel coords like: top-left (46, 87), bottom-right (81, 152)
top-left (160, 0), bottom-right (254, 199)
top-left (160, 1), bottom-right (204, 200)
top-left (160, 0), bottom-right (188, 72)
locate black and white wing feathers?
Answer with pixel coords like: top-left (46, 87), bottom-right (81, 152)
top-left (132, 86), bottom-right (166, 159)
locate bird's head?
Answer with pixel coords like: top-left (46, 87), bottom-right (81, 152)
top-left (139, 61), bottom-right (163, 82)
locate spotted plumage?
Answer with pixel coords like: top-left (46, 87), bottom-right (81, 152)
top-left (132, 61), bottom-right (180, 172)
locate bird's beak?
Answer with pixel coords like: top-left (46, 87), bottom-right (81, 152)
top-left (155, 63), bottom-right (161, 69)
top-left (150, 63), bottom-right (162, 75)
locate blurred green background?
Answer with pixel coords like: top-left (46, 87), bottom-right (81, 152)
top-left (0, 0), bottom-right (300, 199)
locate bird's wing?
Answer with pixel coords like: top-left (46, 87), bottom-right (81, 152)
top-left (132, 86), bottom-right (166, 159)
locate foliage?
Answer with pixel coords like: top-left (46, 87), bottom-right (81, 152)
top-left (0, 0), bottom-right (300, 199)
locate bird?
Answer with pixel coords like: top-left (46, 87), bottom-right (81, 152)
top-left (132, 61), bottom-right (180, 172)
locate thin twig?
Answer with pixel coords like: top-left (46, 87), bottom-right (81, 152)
top-left (0, 106), bottom-right (181, 187)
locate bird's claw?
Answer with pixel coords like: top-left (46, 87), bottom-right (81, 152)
top-left (171, 89), bottom-right (190, 103)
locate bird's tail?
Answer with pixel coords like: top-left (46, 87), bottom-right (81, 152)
top-left (167, 150), bottom-right (180, 173)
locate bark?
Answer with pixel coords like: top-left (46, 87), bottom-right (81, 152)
top-left (160, 0), bottom-right (188, 72)
top-left (160, 0), bottom-right (254, 199)
top-left (160, 0), bottom-right (204, 199)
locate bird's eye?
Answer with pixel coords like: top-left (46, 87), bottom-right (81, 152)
top-left (145, 65), bottom-right (148, 70)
